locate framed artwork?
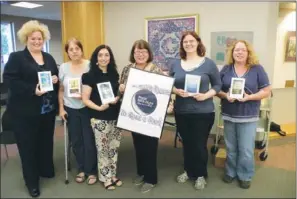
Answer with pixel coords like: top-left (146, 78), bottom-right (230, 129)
top-left (116, 68), bottom-right (174, 139)
top-left (38, 71), bottom-right (53, 92)
top-left (97, 82), bottom-right (115, 104)
top-left (284, 31), bottom-right (296, 62)
top-left (210, 31), bottom-right (254, 65)
top-left (145, 14), bottom-right (199, 72)
top-left (230, 77), bottom-right (245, 99)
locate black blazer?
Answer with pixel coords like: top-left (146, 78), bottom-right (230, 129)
top-left (3, 47), bottom-right (59, 116)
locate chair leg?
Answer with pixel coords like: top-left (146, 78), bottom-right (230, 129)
top-left (174, 130), bottom-right (178, 148)
top-left (4, 144), bottom-right (9, 160)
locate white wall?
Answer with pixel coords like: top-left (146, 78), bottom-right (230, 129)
top-left (1, 14), bottom-right (63, 64)
top-left (273, 11), bottom-right (296, 89)
top-left (104, 2), bottom-right (278, 81)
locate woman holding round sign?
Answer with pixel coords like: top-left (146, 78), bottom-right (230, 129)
top-left (169, 31), bottom-right (222, 190)
top-left (119, 39), bottom-right (163, 193)
top-left (82, 45), bottom-right (122, 190)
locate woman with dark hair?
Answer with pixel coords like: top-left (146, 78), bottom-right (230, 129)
top-left (119, 39), bottom-right (163, 193)
top-left (169, 31), bottom-right (221, 190)
top-left (82, 45), bottom-right (122, 190)
top-left (58, 38), bottom-right (97, 185)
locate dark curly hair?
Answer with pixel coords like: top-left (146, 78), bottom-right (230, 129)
top-left (89, 44), bottom-right (119, 80)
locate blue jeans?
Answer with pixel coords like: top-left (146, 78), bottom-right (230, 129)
top-left (223, 120), bottom-right (257, 181)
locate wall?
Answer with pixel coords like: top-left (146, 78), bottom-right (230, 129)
top-left (104, 2), bottom-right (278, 80)
top-left (273, 10), bottom-right (296, 89)
top-left (104, 2), bottom-right (296, 125)
top-left (1, 14), bottom-right (63, 64)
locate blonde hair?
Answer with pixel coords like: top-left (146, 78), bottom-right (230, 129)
top-left (17, 20), bottom-right (51, 45)
top-left (226, 40), bottom-right (259, 67)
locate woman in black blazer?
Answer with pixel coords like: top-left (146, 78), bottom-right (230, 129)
top-left (3, 20), bottom-right (59, 198)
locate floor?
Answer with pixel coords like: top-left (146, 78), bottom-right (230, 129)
top-left (1, 122), bottom-right (296, 198)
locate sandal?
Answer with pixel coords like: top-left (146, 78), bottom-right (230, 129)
top-left (104, 182), bottom-right (116, 190)
top-left (75, 173), bottom-right (86, 183)
top-left (112, 178), bottom-right (123, 187)
top-left (86, 175), bottom-right (97, 185)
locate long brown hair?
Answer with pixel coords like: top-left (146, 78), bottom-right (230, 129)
top-left (179, 31), bottom-right (206, 60)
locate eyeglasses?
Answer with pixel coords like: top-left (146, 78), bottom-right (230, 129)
top-left (183, 40), bottom-right (196, 45)
top-left (234, 48), bottom-right (247, 52)
top-left (134, 50), bottom-right (148, 56)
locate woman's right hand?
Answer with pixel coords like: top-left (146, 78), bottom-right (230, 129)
top-left (119, 84), bottom-right (125, 94)
top-left (59, 109), bottom-right (68, 121)
top-left (175, 88), bottom-right (189, 98)
top-left (35, 84), bottom-right (47, 96)
top-left (99, 104), bottom-right (109, 111)
top-left (226, 92), bottom-right (236, 103)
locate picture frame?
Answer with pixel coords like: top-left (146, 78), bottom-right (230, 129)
top-left (38, 71), bottom-right (53, 92)
top-left (145, 14), bottom-right (199, 72)
top-left (284, 31), bottom-right (296, 62)
top-left (67, 77), bottom-right (81, 97)
top-left (116, 68), bottom-right (174, 139)
top-left (184, 74), bottom-right (201, 96)
top-left (97, 82), bottom-right (115, 104)
top-left (230, 77), bottom-right (245, 99)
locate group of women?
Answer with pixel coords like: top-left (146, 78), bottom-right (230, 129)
top-left (3, 20), bottom-right (271, 198)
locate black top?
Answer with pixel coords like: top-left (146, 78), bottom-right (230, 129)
top-left (3, 47), bottom-right (59, 117)
top-left (82, 67), bottom-right (120, 120)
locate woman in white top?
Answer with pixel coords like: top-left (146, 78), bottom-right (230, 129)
top-left (58, 38), bottom-right (97, 185)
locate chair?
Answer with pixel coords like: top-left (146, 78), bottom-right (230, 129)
top-left (0, 83), bottom-right (16, 166)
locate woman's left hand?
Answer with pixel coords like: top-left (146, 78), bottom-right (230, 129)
top-left (237, 92), bottom-right (251, 102)
top-left (52, 75), bottom-right (58, 84)
top-left (110, 96), bottom-right (120, 104)
top-left (193, 93), bottom-right (209, 101)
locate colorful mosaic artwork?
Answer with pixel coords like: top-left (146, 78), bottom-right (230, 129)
top-left (146, 15), bottom-right (198, 72)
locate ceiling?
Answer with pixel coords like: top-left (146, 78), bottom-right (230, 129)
top-left (0, 1), bottom-right (61, 21)
top-left (0, 2), bottom-right (295, 22)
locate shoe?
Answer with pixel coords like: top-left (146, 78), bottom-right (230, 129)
top-left (222, 174), bottom-right (234, 183)
top-left (140, 183), bottom-right (155, 193)
top-left (177, 171), bottom-right (189, 183)
top-left (194, 177), bottom-right (207, 190)
top-left (133, 175), bottom-right (144, 186)
top-left (28, 187), bottom-right (40, 198)
top-left (239, 180), bottom-right (251, 189)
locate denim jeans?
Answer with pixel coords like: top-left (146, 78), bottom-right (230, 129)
top-left (223, 120), bottom-right (257, 181)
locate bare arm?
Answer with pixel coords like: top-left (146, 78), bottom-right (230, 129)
top-left (248, 86), bottom-right (272, 101)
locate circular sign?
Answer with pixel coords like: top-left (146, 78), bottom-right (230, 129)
top-left (131, 89), bottom-right (157, 116)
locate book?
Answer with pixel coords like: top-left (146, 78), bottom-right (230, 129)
top-left (230, 77), bottom-right (245, 99)
top-left (184, 74), bottom-right (201, 96)
top-left (67, 78), bottom-right (81, 97)
top-left (38, 71), bottom-right (53, 92)
top-left (97, 82), bottom-right (115, 104)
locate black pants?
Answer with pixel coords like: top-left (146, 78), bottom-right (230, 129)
top-left (65, 106), bottom-right (97, 175)
top-left (13, 111), bottom-right (56, 189)
top-left (132, 132), bottom-right (158, 185)
top-left (175, 112), bottom-right (214, 179)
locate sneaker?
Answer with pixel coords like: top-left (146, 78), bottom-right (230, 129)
top-left (133, 175), bottom-right (144, 186)
top-left (194, 177), bottom-right (207, 190)
top-left (177, 171), bottom-right (189, 183)
top-left (222, 174), bottom-right (234, 183)
top-left (140, 183), bottom-right (155, 193)
top-left (239, 180), bottom-right (251, 189)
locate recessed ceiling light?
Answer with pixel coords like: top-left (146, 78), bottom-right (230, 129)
top-left (10, 2), bottom-right (43, 9)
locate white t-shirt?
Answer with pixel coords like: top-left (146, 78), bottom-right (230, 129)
top-left (58, 60), bottom-right (90, 109)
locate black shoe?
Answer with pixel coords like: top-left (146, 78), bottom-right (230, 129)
top-left (222, 174), bottom-right (234, 183)
top-left (239, 180), bottom-right (251, 189)
top-left (28, 187), bottom-right (40, 198)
